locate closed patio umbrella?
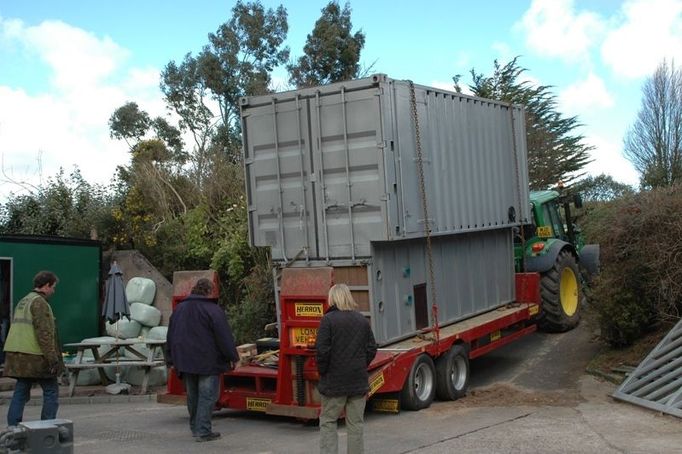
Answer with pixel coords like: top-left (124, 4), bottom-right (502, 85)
top-left (102, 262), bottom-right (129, 324)
top-left (102, 261), bottom-right (131, 394)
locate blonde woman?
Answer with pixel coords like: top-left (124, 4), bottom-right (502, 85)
top-left (316, 284), bottom-right (377, 454)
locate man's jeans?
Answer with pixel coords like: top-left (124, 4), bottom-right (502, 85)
top-left (319, 394), bottom-right (366, 454)
top-left (183, 373), bottom-right (219, 437)
top-left (7, 377), bottom-right (59, 426)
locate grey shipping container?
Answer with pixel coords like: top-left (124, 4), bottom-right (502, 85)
top-left (242, 75), bottom-right (529, 345)
top-left (241, 74), bottom-right (530, 263)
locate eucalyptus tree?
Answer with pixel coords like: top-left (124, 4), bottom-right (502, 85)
top-left (287, 1), bottom-right (365, 88)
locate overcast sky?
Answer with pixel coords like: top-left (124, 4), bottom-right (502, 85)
top-left (1, 0), bottom-right (681, 201)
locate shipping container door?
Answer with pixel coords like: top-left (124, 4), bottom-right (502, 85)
top-left (391, 82), bottom-right (434, 237)
top-left (309, 86), bottom-right (388, 260)
top-left (243, 97), bottom-right (317, 261)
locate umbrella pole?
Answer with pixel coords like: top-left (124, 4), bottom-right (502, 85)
top-left (105, 317), bottom-right (130, 395)
top-left (115, 320), bottom-right (121, 385)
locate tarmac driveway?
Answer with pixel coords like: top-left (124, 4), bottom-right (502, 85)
top-left (8, 322), bottom-right (682, 453)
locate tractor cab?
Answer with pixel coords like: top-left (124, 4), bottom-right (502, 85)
top-left (514, 190), bottom-right (587, 271)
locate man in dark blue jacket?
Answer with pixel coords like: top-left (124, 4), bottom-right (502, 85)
top-left (166, 278), bottom-right (239, 442)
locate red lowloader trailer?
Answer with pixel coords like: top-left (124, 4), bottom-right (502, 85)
top-left (165, 267), bottom-right (541, 419)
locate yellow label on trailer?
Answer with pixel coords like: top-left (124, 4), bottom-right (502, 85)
top-left (369, 372), bottom-right (385, 395)
top-left (372, 399), bottom-right (399, 413)
top-left (294, 303), bottom-right (323, 317)
top-left (536, 226), bottom-right (552, 238)
top-left (290, 327), bottom-right (318, 346)
top-left (246, 398), bottom-right (271, 412)
top-left (529, 304), bottom-right (540, 315)
top-left (490, 330), bottom-right (501, 342)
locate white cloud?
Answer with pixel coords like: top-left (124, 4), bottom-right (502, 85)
top-left (584, 135), bottom-right (639, 186)
top-left (0, 17), bottom-right (166, 200)
top-left (558, 73), bottom-right (614, 115)
top-left (601, 0), bottom-right (682, 79)
top-left (430, 80), bottom-right (459, 93)
top-left (21, 20), bottom-right (129, 92)
top-left (516, 0), bottom-right (604, 62)
top-left (491, 41), bottom-right (514, 64)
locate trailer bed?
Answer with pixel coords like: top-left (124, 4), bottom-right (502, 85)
top-left (380, 303), bottom-right (534, 353)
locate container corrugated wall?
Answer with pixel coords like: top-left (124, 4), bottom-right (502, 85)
top-left (241, 75), bottom-right (529, 263)
top-left (369, 229), bottom-right (515, 345)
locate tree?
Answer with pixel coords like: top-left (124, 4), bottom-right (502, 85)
top-left (103, 1), bottom-right (290, 339)
top-left (0, 168), bottom-right (114, 241)
top-left (455, 58), bottom-right (593, 190)
top-left (574, 174), bottom-right (635, 202)
top-left (108, 102), bottom-right (151, 149)
top-left (108, 102), bottom-right (190, 244)
top-left (287, 1), bottom-right (365, 88)
top-left (161, 1), bottom-right (289, 166)
top-left (624, 59), bottom-right (682, 189)
top-left (109, 103), bottom-right (186, 160)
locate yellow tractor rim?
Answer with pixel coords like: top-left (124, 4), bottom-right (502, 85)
top-left (560, 267), bottom-right (578, 316)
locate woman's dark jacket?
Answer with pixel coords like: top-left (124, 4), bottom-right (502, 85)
top-left (315, 306), bottom-right (378, 397)
top-left (166, 294), bottom-right (239, 376)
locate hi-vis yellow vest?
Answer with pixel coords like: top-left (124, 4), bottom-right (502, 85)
top-left (4, 292), bottom-right (53, 355)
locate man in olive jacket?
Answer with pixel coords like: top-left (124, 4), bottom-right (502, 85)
top-left (4, 271), bottom-right (64, 426)
top-left (316, 284), bottom-right (377, 454)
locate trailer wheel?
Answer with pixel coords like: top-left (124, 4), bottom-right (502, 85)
top-left (435, 344), bottom-right (469, 401)
top-left (400, 354), bottom-right (436, 411)
top-left (538, 249), bottom-right (581, 332)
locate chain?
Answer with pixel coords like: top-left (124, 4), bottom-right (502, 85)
top-left (509, 103), bottom-right (526, 270)
top-left (408, 81), bottom-right (439, 341)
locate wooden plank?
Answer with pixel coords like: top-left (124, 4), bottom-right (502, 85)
top-left (334, 266), bottom-right (368, 285)
top-left (333, 266), bottom-right (370, 312)
top-left (157, 393), bottom-right (186, 405)
top-left (65, 339), bottom-right (166, 348)
top-left (66, 361), bottom-right (165, 369)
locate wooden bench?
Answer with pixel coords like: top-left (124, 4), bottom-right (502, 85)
top-left (64, 339), bottom-right (167, 396)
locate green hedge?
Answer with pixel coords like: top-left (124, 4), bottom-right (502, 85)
top-left (582, 184), bottom-right (682, 347)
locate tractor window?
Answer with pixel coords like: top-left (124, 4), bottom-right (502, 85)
top-left (544, 202), bottom-right (566, 239)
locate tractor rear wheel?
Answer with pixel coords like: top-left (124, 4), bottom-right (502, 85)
top-left (538, 249), bottom-right (581, 332)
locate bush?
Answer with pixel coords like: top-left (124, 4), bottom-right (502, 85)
top-left (582, 184), bottom-right (682, 346)
top-left (227, 254), bottom-right (275, 345)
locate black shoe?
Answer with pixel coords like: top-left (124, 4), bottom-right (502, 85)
top-left (196, 432), bottom-right (221, 442)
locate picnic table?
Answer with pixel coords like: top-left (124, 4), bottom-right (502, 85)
top-left (63, 339), bottom-right (167, 396)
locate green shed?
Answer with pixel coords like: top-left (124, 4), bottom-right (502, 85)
top-left (0, 235), bottom-right (102, 346)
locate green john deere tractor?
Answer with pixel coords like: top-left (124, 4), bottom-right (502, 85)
top-left (514, 190), bottom-right (599, 332)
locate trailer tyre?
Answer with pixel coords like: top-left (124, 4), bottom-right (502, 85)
top-left (435, 344), bottom-right (469, 401)
top-left (400, 354), bottom-right (436, 411)
top-left (539, 249), bottom-right (581, 332)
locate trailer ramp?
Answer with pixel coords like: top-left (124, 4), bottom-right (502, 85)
top-left (613, 318), bottom-right (682, 417)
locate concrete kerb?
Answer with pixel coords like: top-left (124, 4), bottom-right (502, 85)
top-left (0, 378), bottom-right (167, 407)
top-left (0, 393), bottom-right (158, 406)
